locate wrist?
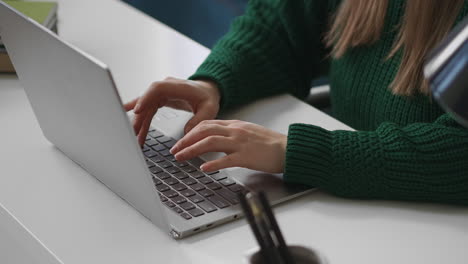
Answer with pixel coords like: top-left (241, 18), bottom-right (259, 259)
top-left (279, 134), bottom-right (288, 172)
top-left (195, 79), bottom-right (221, 105)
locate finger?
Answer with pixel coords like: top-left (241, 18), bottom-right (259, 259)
top-left (132, 112), bottom-right (145, 134)
top-left (137, 109), bottom-right (157, 146)
top-left (135, 82), bottom-right (202, 114)
top-left (185, 114), bottom-right (231, 134)
top-left (174, 136), bottom-right (236, 161)
top-left (200, 154), bottom-right (240, 172)
top-left (172, 123), bottom-right (231, 154)
top-left (124, 97), bottom-right (139, 111)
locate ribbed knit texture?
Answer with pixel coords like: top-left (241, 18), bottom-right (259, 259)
top-left (190, 0), bottom-right (468, 205)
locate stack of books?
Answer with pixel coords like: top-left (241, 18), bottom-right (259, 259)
top-left (0, 0), bottom-right (58, 73)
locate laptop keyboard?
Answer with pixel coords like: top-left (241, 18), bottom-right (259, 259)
top-left (143, 128), bottom-right (246, 220)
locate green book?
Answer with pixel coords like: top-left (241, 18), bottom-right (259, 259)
top-left (4, 1), bottom-right (57, 25)
top-left (0, 1), bottom-right (58, 46)
top-left (0, 1), bottom-right (58, 72)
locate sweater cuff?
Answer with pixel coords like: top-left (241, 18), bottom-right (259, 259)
top-left (189, 61), bottom-right (238, 112)
top-left (284, 123), bottom-right (333, 188)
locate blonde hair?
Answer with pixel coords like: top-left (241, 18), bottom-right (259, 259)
top-left (325, 0), bottom-right (464, 96)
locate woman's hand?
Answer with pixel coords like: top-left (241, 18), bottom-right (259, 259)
top-left (124, 77), bottom-right (221, 145)
top-left (170, 120), bottom-right (287, 173)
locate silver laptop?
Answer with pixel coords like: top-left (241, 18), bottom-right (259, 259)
top-left (0, 2), bottom-right (312, 239)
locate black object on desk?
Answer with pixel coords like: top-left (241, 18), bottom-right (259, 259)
top-left (239, 191), bottom-right (295, 264)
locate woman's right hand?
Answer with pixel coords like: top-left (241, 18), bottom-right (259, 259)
top-left (124, 77), bottom-right (221, 146)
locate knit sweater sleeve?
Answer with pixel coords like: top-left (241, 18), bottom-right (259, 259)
top-left (285, 114), bottom-right (468, 205)
top-left (189, 0), bottom-right (331, 111)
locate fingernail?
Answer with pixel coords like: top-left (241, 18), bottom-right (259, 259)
top-left (200, 164), bottom-right (207, 171)
top-left (170, 146), bottom-right (177, 154)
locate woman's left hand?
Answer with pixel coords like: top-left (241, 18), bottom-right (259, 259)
top-left (170, 120), bottom-right (287, 173)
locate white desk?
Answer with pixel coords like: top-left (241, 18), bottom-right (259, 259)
top-left (1, 0), bottom-right (468, 263)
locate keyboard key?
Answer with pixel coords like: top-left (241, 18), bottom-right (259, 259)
top-left (189, 171), bottom-right (205, 179)
top-left (210, 172), bottom-right (227, 181)
top-left (198, 201), bottom-right (217, 213)
top-left (152, 144), bottom-right (167, 152)
top-left (166, 167), bottom-right (181, 174)
top-left (198, 176), bottom-right (213, 185)
top-left (188, 194), bottom-right (205, 203)
top-left (164, 201), bottom-right (175, 208)
top-left (150, 155), bottom-right (165, 163)
top-left (156, 184), bottom-right (170, 192)
top-left (166, 155), bottom-right (177, 162)
top-left (152, 178), bottom-right (162, 186)
top-left (146, 160), bottom-right (155, 167)
top-left (192, 183), bottom-right (205, 191)
top-left (164, 190), bottom-right (178, 198)
top-left (156, 136), bottom-right (173, 143)
top-left (181, 177), bottom-right (197, 185)
top-left (182, 166), bottom-right (197, 173)
top-left (199, 189), bottom-right (214, 197)
top-left (228, 184), bottom-right (245, 193)
top-left (146, 136), bottom-right (152, 141)
top-left (171, 196), bottom-right (187, 204)
top-left (180, 189), bottom-right (196, 197)
top-left (149, 130), bottom-right (164, 138)
top-left (174, 161), bottom-right (189, 167)
top-left (149, 166), bottom-right (163, 174)
top-left (159, 149), bottom-right (172, 157)
top-left (179, 201), bottom-right (195, 211)
top-left (215, 188), bottom-right (239, 204)
top-left (145, 139), bottom-right (159, 146)
top-left (189, 157), bottom-right (205, 168)
top-left (164, 140), bottom-right (177, 149)
top-left (159, 161), bottom-right (173, 169)
top-left (156, 172), bottom-right (171, 180)
top-left (172, 207), bottom-right (183, 214)
top-left (173, 183), bottom-right (187, 191)
top-left (219, 178), bottom-right (236, 186)
top-left (180, 212), bottom-right (192, 220)
top-left (187, 208), bottom-right (204, 217)
top-left (163, 177), bottom-right (179, 185)
top-left (206, 171), bottom-right (220, 175)
top-left (142, 145), bottom-right (151, 152)
top-left (208, 195), bottom-right (230, 208)
top-left (173, 172), bottom-right (188, 180)
top-left (144, 150), bottom-right (158, 158)
top-left (158, 194), bottom-right (167, 202)
top-left (206, 182), bottom-right (222, 190)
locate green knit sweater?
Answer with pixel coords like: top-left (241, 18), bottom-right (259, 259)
top-left (190, 0), bottom-right (468, 205)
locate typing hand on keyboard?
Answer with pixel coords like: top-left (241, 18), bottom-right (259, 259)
top-left (123, 77), bottom-right (221, 145)
top-left (170, 120), bottom-right (287, 174)
top-left (143, 128), bottom-right (247, 220)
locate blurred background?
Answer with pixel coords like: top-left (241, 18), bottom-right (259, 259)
top-left (123, 0), bottom-right (248, 48)
top-left (122, 0), bottom-right (330, 110)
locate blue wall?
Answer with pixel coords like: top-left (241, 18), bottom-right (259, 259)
top-left (123, 0), bottom-right (248, 48)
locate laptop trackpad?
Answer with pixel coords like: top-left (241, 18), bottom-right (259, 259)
top-left (201, 151), bottom-right (311, 202)
top-left (227, 168), bottom-right (311, 203)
